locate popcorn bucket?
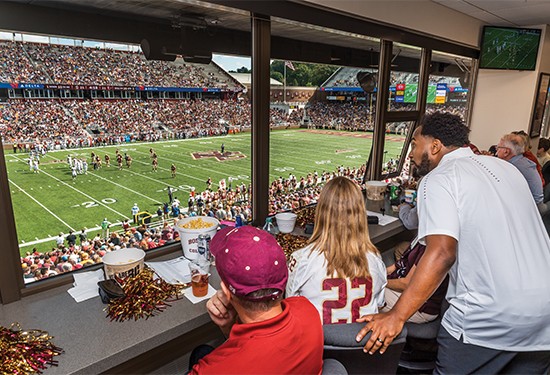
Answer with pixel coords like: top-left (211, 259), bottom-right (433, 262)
top-left (102, 248), bottom-right (145, 280)
top-left (175, 217), bottom-right (219, 260)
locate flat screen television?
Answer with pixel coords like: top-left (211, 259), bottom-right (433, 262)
top-left (479, 26), bottom-right (542, 71)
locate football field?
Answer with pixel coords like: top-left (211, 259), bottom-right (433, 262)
top-left (5, 129), bottom-right (406, 255)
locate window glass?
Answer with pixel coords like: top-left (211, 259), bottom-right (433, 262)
top-left (429, 51), bottom-right (473, 121)
top-left (388, 43), bottom-right (421, 112)
top-left (381, 121), bottom-right (413, 177)
top-left (268, 18), bottom-right (380, 214)
top-left (0, 31), bottom-right (251, 284)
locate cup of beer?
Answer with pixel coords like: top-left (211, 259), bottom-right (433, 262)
top-left (188, 258), bottom-right (210, 297)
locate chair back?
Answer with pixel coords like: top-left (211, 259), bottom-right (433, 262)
top-left (323, 322), bottom-right (407, 375)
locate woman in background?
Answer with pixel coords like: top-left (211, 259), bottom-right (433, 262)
top-left (286, 176), bottom-right (387, 324)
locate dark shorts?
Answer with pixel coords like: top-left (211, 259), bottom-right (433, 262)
top-left (435, 326), bottom-right (550, 374)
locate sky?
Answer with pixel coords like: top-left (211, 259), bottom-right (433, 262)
top-left (212, 55), bottom-right (251, 72)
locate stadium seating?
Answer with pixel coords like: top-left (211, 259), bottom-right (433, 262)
top-left (0, 40), bottom-right (236, 87)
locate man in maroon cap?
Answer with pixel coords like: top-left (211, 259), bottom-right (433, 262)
top-left (189, 226), bottom-right (323, 375)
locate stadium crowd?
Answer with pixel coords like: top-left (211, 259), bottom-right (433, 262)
top-left (0, 40), bottom-right (239, 89)
top-left (1, 96), bottom-right (466, 148)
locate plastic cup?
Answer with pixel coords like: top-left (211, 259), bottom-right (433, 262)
top-left (366, 181), bottom-right (388, 200)
top-left (189, 259), bottom-right (210, 297)
top-left (275, 212), bottom-right (297, 233)
top-left (404, 189), bottom-right (417, 205)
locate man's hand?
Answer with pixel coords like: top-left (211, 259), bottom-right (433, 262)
top-left (355, 311), bottom-right (405, 355)
top-left (206, 290), bottom-right (237, 337)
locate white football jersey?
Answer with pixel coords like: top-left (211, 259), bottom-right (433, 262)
top-left (287, 244), bottom-right (387, 324)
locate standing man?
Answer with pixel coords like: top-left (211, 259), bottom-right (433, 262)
top-left (220, 142), bottom-right (225, 155)
top-left (167, 186), bottom-right (173, 204)
top-left (78, 228), bottom-right (87, 245)
top-left (66, 230), bottom-right (77, 247)
top-left (117, 153), bottom-right (123, 170)
top-left (131, 203), bottom-right (140, 225)
top-left (356, 112), bottom-right (550, 373)
top-left (171, 163), bottom-right (177, 178)
top-left (100, 218), bottom-right (111, 240)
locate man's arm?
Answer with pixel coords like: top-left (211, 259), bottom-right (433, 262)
top-left (356, 234), bottom-right (456, 354)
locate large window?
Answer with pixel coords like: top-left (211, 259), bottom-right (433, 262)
top-left (1, 32), bottom-right (252, 285)
top-left (429, 51), bottom-right (474, 122)
top-left (268, 17), bottom-right (381, 214)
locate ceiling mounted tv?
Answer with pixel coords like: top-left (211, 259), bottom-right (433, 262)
top-left (479, 26), bottom-right (542, 71)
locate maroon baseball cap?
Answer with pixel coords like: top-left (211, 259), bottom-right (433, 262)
top-left (211, 226), bottom-right (288, 300)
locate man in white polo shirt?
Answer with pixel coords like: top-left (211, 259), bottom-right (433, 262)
top-left (356, 112), bottom-right (550, 373)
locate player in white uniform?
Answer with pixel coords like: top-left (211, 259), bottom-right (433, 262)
top-left (287, 176), bottom-right (387, 324)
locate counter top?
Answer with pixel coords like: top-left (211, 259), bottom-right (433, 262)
top-left (0, 267), bottom-right (221, 374)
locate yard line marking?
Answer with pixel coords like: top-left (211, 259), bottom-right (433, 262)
top-left (38, 169), bottom-right (130, 220)
top-left (8, 179), bottom-right (76, 232)
top-left (88, 171), bottom-right (162, 204)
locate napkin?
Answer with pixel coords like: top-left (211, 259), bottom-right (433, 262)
top-left (67, 268), bottom-right (105, 302)
top-left (184, 284), bottom-right (217, 304)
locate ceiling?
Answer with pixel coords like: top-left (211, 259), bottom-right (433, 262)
top-left (432, 0), bottom-right (550, 27)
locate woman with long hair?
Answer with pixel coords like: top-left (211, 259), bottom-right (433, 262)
top-left (286, 176), bottom-right (387, 324)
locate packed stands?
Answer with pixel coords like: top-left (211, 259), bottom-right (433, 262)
top-left (0, 41), bottom-right (51, 83)
top-left (0, 40), bottom-right (238, 88)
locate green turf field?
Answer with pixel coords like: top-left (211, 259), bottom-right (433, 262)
top-left (480, 27), bottom-right (540, 70)
top-left (5, 129), bottom-right (406, 255)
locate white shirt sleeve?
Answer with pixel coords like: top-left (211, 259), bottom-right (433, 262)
top-left (417, 172), bottom-right (460, 243)
top-left (370, 253), bottom-right (388, 308)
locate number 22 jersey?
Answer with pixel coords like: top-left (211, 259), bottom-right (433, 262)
top-left (286, 244), bottom-right (387, 324)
